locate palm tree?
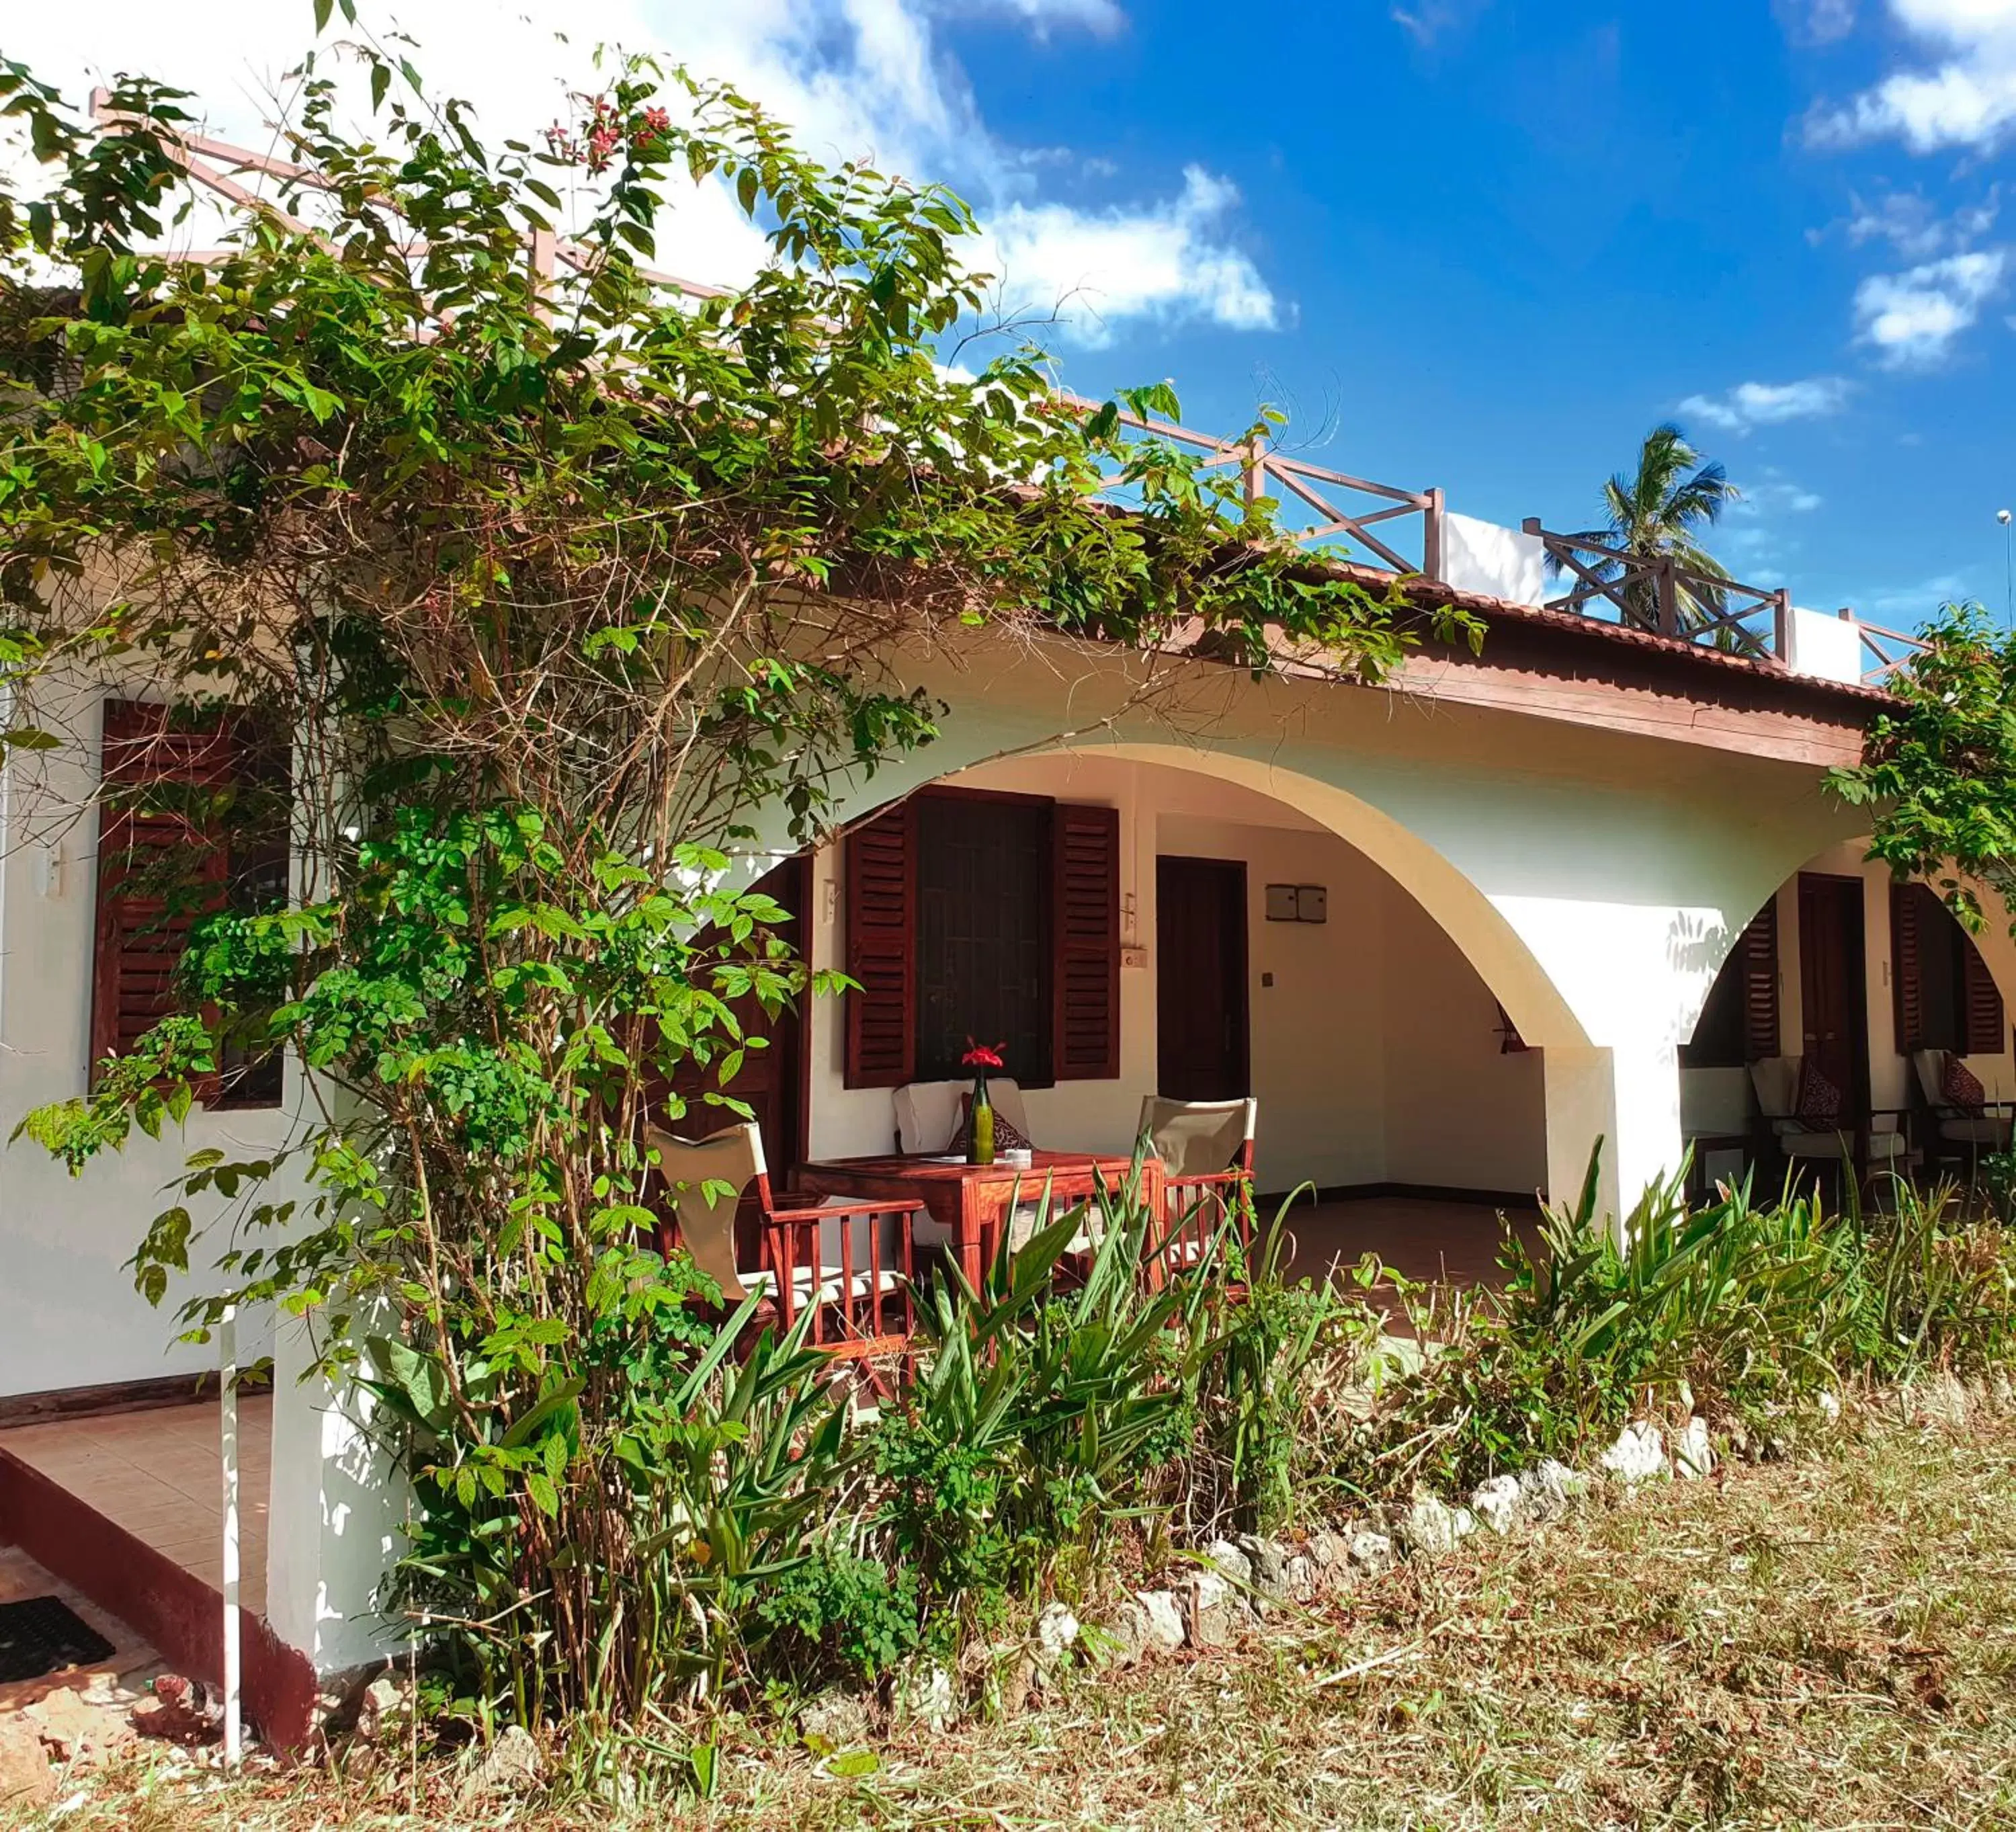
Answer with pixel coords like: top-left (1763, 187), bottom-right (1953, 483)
top-left (1553, 423), bottom-right (1753, 651)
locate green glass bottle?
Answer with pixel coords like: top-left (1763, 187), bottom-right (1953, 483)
top-left (968, 1074), bottom-right (995, 1166)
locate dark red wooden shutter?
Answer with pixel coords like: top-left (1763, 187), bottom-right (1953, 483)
top-left (1962, 929), bottom-right (2005, 1056)
top-left (1739, 899), bottom-right (1779, 1062)
top-left (90, 700), bottom-right (232, 1083)
top-left (843, 802), bottom-right (916, 1089)
top-left (1891, 880), bottom-right (1925, 1056)
top-left (1051, 802), bottom-right (1120, 1081)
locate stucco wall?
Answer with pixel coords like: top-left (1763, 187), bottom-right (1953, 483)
top-left (802, 753), bottom-right (1546, 1197)
top-left (0, 686), bottom-right (301, 1401)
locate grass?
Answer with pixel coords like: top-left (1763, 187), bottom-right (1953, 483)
top-left (24, 1390), bottom-right (2016, 1831)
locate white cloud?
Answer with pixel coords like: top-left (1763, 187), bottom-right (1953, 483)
top-left (1391, 1), bottom-right (1484, 45)
top-left (1808, 0), bottom-right (2016, 150)
top-left (980, 166), bottom-right (1277, 344)
top-left (4, 0), bottom-right (1271, 347)
top-left (1741, 478), bottom-right (1826, 515)
top-left (1678, 377), bottom-right (1853, 432)
top-left (1868, 570), bottom-right (1971, 616)
top-left (1853, 247), bottom-right (2008, 362)
top-left (1722, 472), bottom-right (1824, 572)
top-left (1777, 0), bottom-right (1858, 42)
top-left (1842, 185), bottom-right (2000, 257)
top-left (946, 0), bottom-right (1127, 36)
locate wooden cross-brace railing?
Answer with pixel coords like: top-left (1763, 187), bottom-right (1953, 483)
top-left (1521, 521), bottom-right (1788, 659)
top-left (1855, 618), bottom-right (1929, 686)
top-left (1058, 394), bottom-right (1443, 575)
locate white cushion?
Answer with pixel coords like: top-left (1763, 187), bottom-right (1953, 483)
top-left (1749, 1056), bottom-right (1799, 1120)
top-left (745, 1265), bottom-right (906, 1303)
top-left (1781, 1128), bottom-right (1908, 1160)
top-left (894, 1078), bottom-right (1032, 1153)
top-left (1940, 1116), bottom-right (2011, 1145)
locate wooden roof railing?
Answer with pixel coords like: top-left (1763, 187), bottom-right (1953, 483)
top-left (1855, 618), bottom-right (1930, 686)
top-left (1519, 521), bottom-right (1789, 661)
top-left (85, 93), bottom-right (1937, 687)
top-left (1054, 392), bottom-right (1443, 576)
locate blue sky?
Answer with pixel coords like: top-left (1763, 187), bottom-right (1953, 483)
top-left (15, 0), bottom-right (2016, 626)
top-left (921, 0), bottom-right (2016, 625)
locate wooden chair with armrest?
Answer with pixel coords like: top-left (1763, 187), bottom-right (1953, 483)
top-left (646, 1122), bottom-right (920, 1372)
top-left (1138, 1095), bottom-right (1257, 1273)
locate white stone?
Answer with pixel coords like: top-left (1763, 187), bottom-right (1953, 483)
top-left (1034, 1601), bottom-right (1080, 1663)
top-left (1815, 1390), bottom-right (1842, 1425)
top-left (458, 1725), bottom-right (545, 1805)
top-left (1519, 1459), bottom-right (1588, 1520)
top-left (799, 1690), bottom-right (872, 1746)
top-left (1398, 1491), bottom-right (1462, 1556)
top-left (1204, 1538), bottom-right (1252, 1587)
top-left (1599, 1421), bottom-right (1667, 1484)
top-left (1134, 1589), bottom-right (1186, 1654)
top-left (894, 1661), bottom-right (956, 1731)
top-left (1347, 1530), bottom-right (1395, 1575)
top-left (1673, 1417), bottom-right (1714, 1480)
top-left (1452, 1506), bottom-right (1477, 1540)
top-left (1283, 1554), bottom-right (1316, 1602)
top-left (1470, 1476), bottom-right (1523, 1535)
top-left (1305, 1529), bottom-right (1351, 1573)
top-left (1185, 1571), bottom-right (1237, 1647)
top-left (1100, 1600), bottom-right (1150, 1668)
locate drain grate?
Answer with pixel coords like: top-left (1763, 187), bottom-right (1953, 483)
top-left (0, 1595), bottom-right (116, 1684)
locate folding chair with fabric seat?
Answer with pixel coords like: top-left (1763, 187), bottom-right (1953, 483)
top-left (1911, 1049), bottom-right (2015, 1175)
top-left (1138, 1095), bottom-right (1257, 1271)
top-left (646, 1122), bottom-right (919, 1369)
top-left (1747, 1056), bottom-right (1914, 1193)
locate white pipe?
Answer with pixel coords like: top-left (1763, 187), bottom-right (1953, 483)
top-left (220, 1304), bottom-right (242, 1765)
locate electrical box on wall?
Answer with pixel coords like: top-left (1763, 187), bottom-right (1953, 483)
top-left (1265, 883), bottom-right (1327, 923)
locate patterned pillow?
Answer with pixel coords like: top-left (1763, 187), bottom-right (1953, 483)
top-left (1942, 1053), bottom-right (1987, 1114)
top-left (1794, 1057), bottom-right (1844, 1130)
top-left (948, 1092), bottom-right (1035, 1156)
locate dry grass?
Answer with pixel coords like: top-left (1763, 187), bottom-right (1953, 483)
top-left (20, 1395), bottom-right (2016, 1831)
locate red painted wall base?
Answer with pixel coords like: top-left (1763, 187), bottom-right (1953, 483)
top-left (0, 1444), bottom-right (319, 1753)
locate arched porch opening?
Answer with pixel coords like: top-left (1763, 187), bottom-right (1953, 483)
top-left (794, 745), bottom-right (1601, 1278)
top-left (1681, 836), bottom-right (2016, 1192)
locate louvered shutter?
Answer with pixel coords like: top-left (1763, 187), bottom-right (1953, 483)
top-left (843, 802), bottom-right (917, 1089)
top-left (1891, 881), bottom-right (1926, 1055)
top-left (89, 701), bottom-right (231, 1084)
top-left (1051, 802), bottom-right (1120, 1081)
top-left (1739, 899), bottom-right (1780, 1062)
top-left (1962, 930), bottom-right (2006, 1056)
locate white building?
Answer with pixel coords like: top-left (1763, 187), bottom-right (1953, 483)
top-left (3, 515), bottom-right (2009, 1745)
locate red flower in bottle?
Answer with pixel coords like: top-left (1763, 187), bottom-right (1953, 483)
top-left (960, 1039), bottom-right (1005, 1070)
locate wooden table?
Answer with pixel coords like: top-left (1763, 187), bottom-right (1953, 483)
top-left (794, 1150), bottom-right (1160, 1289)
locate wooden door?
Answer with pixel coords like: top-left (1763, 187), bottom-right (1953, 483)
top-left (1798, 873), bottom-right (1867, 1116)
top-left (1156, 856), bottom-right (1249, 1101)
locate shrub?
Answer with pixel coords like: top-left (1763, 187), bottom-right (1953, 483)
top-left (753, 1541), bottom-right (920, 1685)
top-left (868, 1173), bottom-right (1211, 1622)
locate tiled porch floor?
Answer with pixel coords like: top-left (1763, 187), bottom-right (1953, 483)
top-left (0, 1397), bottom-right (271, 1616)
top-left (1277, 1196), bottom-right (1544, 1291)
